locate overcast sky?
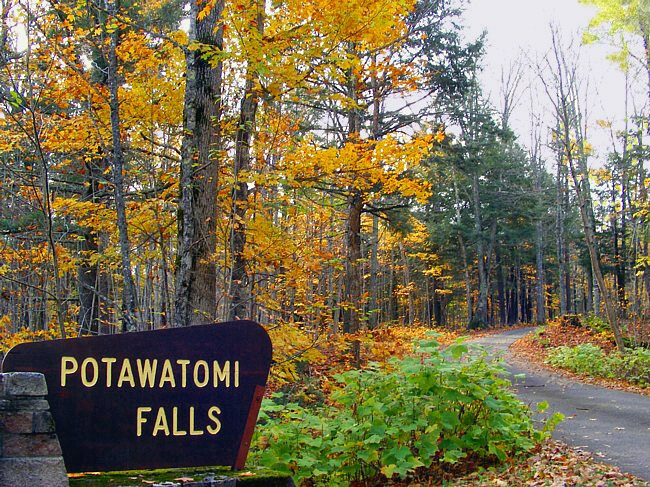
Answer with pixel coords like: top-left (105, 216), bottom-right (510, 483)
top-left (461, 0), bottom-right (632, 162)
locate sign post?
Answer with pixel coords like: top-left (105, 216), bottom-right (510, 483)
top-left (1, 320), bottom-right (272, 473)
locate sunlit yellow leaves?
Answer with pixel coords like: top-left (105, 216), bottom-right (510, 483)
top-left (54, 198), bottom-right (116, 233)
top-left (0, 316), bottom-right (56, 354)
top-left (279, 133), bottom-right (433, 202)
top-left (197, 0), bottom-right (219, 22)
top-left (220, 0), bottom-right (418, 103)
top-left (579, 0), bottom-right (649, 70)
top-left (267, 321), bottom-right (325, 385)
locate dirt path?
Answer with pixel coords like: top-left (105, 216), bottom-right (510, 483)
top-left (470, 327), bottom-right (650, 481)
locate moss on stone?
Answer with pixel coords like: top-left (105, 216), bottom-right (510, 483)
top-left (68, 465), bottom-right (293, 487)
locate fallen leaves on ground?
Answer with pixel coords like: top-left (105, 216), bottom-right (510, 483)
top-left (451, 439), bottom-right (648, 486)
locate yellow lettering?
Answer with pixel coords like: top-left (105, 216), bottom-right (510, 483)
top-left (176, 359), bottom-right (190, 387)
top-left (158, 359), bottom-right (176, 388)
top-left (136, 407), bottom-right (152, 437)
top-left (213, 361), bottom-right (230, 388)
top-left (60, 356), bottom-right (78, 387)
top-left (101, 357), bottom-right (117, 387)
top-left (189, 407), bottom-right (203, 436)
top-left (172, 407), bottom-right (187, 436)
top-left (193, 360), bottom-right (209, 388)
top-left (117, 359), bottom-right (135, 388)
top-left (207, 406), bottom-right (222, 435)
top-left (136, 359), bottom-right (158, 388)
top-left (152, 407), bottom-right (170, 437)
top-left (234, 360), bottom-right (239, 388)
top-left (81, 358), bottom-right (99, 387)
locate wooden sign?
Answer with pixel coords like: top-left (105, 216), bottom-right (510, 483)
top-left (1, 320), bottom-right (272, 473)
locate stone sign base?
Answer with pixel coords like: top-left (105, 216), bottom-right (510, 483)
top-left (0, 372), bottom-right (69, 487)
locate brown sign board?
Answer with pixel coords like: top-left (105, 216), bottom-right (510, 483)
top-left (1, 320), bottom-right (272, 473)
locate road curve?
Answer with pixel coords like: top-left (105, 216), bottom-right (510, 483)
top-left (470, 327), bottom-right (650, 481)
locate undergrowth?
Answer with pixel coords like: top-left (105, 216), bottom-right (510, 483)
top-left (546, 343), bottom-right (650, 386)
top-left (250, 336), bottom-right (562, 486)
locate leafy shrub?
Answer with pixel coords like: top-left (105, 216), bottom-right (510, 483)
top-left (546, 343), bottom-right (610, 377)
top-left (607, 347), bottom-right (650, 386)
top-left (582, 314), bottom-right (610, 334)
top-left (250, 337), bottom-right (561, 486)
top-left (546, 344), bottom-right (650, 386)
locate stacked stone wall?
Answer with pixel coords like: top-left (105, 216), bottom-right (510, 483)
top-left (0, 372), bottom-right (69, 487)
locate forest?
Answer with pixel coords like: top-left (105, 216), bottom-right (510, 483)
top-left (1, 0), bottom-right (650, 484)
top-left (0, 0), bottom-right (647, 350)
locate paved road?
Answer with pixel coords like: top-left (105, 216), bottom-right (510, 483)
top-left (470, 328), bottom-right (650, 481)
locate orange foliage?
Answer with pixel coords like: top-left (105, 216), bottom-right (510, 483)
top-left (0, 316), bottom-right (76, 355)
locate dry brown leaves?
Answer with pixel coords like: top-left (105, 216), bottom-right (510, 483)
top-left (452, 439), bottom-right (648, 486)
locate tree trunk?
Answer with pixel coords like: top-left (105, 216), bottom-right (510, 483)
top-left (106, 0), bottom-right (138, 332)
top-left (556, 157), bottom-right (568, 315)
top-left (389, 246), bottom-right (398, 323)
top-left (496, 247), bottom-right (506, 324)
top-left (616, 177), bottom-right (627, 312)
top-left (459, 235), bottom-right (472, 324)
top-left (344, 191), bottom-right (363, 333)
top-left (472, 174), bottom-right (489, 326)
top-left (535, 219), bottom-right (545, 323)
top-left (564, 131), bottom-right (625, 350)
top-left (344, 191), bottom-right (363, 364)
top-left (586, 261), bottom-right (594, 313)
top-left (229, 76), bottom-right (259, 320)
top-left (398, 240), bottom-right (414, 326)
top-left (174, 0), bottom-right (223, 326)
top-left (369, 214), bottom-right (379, 329)
top-left (229, 5), bottom-right (263, 321)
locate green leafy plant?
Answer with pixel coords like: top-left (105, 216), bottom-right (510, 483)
top-left (582, 314), bottom-right (611, 334)
top-left (250, 337), bottom-right (562, 486)
top-left (547, 344), bottom-right (650, 386)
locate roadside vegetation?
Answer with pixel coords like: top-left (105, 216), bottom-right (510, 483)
top-left (251, 334), bottom-right (561, 486)
top-left (512, 315), bottom-right (650, 394)
top-left (246, 327), bottom-right (649, 486)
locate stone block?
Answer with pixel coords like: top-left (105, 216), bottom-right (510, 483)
top-left (1, 372), bottom-right (48, 397)
top-left (0, 411), bottom-right (33, 433)
top-left (213, 479), bottom-right (237, 486)
top-left (200, 477), bottom-right (236, 487)
top-left (3, 433), bottom-right (63, 457)
top-left (0, 456), bottom-right (69, 487)
top-left (3, 398), bottom-right (50, 411)
top-left (33, 410), bottom-right (56, 433)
